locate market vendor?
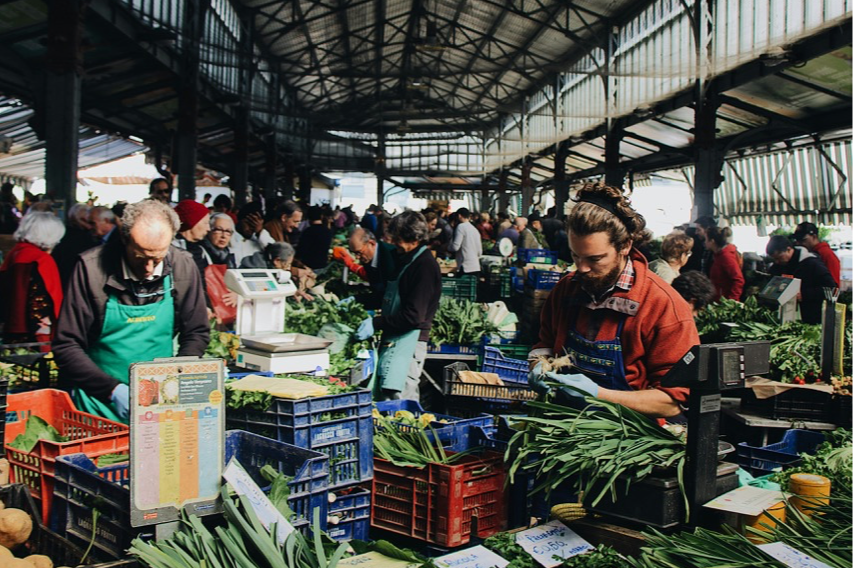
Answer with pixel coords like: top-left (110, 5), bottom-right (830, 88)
top-left (765, 235), bottom-right (836, 324)
top-left (528, 182), bottom-right (698, 418)
top-left (331, 227), bottom-right (397, 309)
top-left (354, 211), bottom-right (441, 401)
top-left (52, 199), bottom-right (210, 423)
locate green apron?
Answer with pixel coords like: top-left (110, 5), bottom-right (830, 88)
top-left (370, 246), bottom-right (427, 395)
top-left (74, 275), bottom-right (176, 423)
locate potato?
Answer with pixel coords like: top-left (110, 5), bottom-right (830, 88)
top-left (0, 543), bottom-right (12, 561)
top-left (7, 559), bottom-right (33, 568)
top-left (0, 508), bottom-right (33, 548)
top-left (0, 500), bottom-right (6, 510)
top-left (25, 554), bottom-right (54, 568)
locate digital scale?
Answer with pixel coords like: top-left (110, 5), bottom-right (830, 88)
top-left (758, 275), bottom-right (801, 322)
top-left (225, 269), bottom-right (331, 374)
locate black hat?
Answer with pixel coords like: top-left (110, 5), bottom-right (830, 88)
top-left (793, 222), bottom-right (818, 242)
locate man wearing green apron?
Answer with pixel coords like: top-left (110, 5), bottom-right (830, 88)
top-left (53, 199), bottom-right (210, 423)
top-left (355, 211), bottom-right (442, 401)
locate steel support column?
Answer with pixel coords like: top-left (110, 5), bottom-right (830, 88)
top-left (232, 106), bottom-right (249, 208)
top-left (376, 135), bottom-right (386, 205)
top-left (283, 157), bottom-right (295, 201)
top-left (264, 133), bottom-right (278, 201)
top-left (297, 166), bottom-right (312, 203)
top-left (604, 119), bottom-right (625, 188)
top-left (44, 0), bottom-right (85, 210)
top-left (693, 93), bottom-right (723, 219)
top-left (554, 141), bottom-right (569, 218)
top-left (177, 0), bottom-right (209, 202)
top-left (497, 169), bottom-right (510, 212)
top-left (481, 185), bottom-right (492, 214)
top-left (521, 159), bottom-right (533, 215)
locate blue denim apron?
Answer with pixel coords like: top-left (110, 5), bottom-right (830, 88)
top-left (561, 308), bottom-right (632, 391)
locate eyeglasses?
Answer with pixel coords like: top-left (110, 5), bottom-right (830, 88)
top-left (211, 228), bottom-right (234, 235)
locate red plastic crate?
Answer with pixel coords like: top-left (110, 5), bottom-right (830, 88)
top-left (371, 452), bottom-right (507, 547)
top-left (5, 389), bottom-right (129, 522)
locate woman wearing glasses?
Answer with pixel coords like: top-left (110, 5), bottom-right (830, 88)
top-left (202, 213), bottom-right (239, 327)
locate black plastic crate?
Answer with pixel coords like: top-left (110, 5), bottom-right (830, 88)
top-left (740, 387), bottom-right (832, 421)
top-left (831, 395), bottom-right (852, 428)
top-left (440, 274), bottom-right (478, 301)
top-left (0, 484), bottom-right (135, 567)
top-left (0, 342), bottom-right (58, 391)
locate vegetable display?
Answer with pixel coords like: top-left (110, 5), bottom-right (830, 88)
top-left (373, 412), bottom-right (468, 468)
top-left (483, 532), bottom-right (630, 568)
top-left (429, 298), bottom-right (499, 346)
top-left (506, 397), bottom-right (687, 511)
top-left (7, 416), bottom-right (68, 453)
top-left (204, 325), bottom-right (241, 361)
top-left (628, 526), bottom-right (787, 568)
top-left (694, 296), bottom-right (778, 341)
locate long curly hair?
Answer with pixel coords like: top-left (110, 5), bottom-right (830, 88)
top-left (568, 182), bottom-right (651, 249)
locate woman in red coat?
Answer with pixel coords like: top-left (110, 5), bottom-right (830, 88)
top-left (705, 226), bottom-right (744, 301)
top-left (0, 211), bottom-right (65, 343)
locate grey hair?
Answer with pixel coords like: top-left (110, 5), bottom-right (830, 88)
top-left (67, 203), bottom-right (91, 229)
top-left (349, 226), bottom-right (375, 244)
top-left (14, 211), bottom-right (66, 250)
top-left (265, 241), bottom-right (295, 263)
top-left (388, 210), bottom-right (429, 244)
top-left (90, 206), bottom-right (116, 224)
top-left (210, 212), bottom-right (235, 229)
top-left (121, 199), bottom-right (180, 241)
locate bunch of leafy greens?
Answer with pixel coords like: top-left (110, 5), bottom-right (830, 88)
top-left (285, 298), bottom-right (370, 376)
top-left (694, 296), bottom-right (778, 340)
top-left (260, 465), bottom-right (295, 519)
top-left (225, 382), bottom-right (274, 411)
top-left (771, 428), bottom-right (852, 490)
top-left (205, 322), bottom-right (241, 361)
top-left (483, 532), bottom-right (630, 568)
top-left (726, 320), bottom-right (823, 383)
top-left (8, 415), bottom-right (68, 452)
top-left (429, 298), bottom-right (499, 346)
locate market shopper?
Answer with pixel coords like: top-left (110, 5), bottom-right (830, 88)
top-left (52, 203), bottom-right (97, 288)
top-left (265, 200), bottom-right (303, 246)
top-left (230, 202), bottom-right (275, 266)
top-left (201, 213), bottom-right (238, 326)
top-left (90, 206), bottom-right (117, 244)
top-left (148, 178), bottom-right (172, 204)
top-left (296, 205), bottom-right (334, 270)
top-left (705, 226), bottom-right (744, 301)
top-left (0, 212), bottom-right (65, 344)
top-left (52, 199), bottom-right (209, 423)
top-left (173, 199), bottom-right (212, 285)
top-left (241, 241), bottom-right (314, 302)
top-left (685, 216), bottom-right (715, 275)
top-left (516, 216), bottom-right (539, 250)
top-left (648, 231), bottom-right (693, 284)
top-left (793, 222), bottom-right (841, 287)
top-left (671, 271), bottom-right (716, 317)
top-left (448, 207), bottom-right (483, 276)
top-left (529, 182), bottom-right (697, 418)
top-left (766, 235), bottom-right (837, 325)
top-left (331, 227), bottom-right (397, 309)
top-left (354, 211), bottom-right (441, 401)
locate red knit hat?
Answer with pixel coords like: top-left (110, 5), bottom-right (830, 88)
top-left (174, 199), bottom-right (210, 232)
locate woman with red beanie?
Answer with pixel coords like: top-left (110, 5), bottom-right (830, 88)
top-left (705, 226), bottom-right (744, 301)
top-left (173, 199), bottom-right (213, 318)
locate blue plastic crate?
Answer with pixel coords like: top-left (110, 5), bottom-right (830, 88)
top-left (427, 344), bottom-right (480, 355)
top-left (226, 390), bottom-right (373, 488)
top-left (517, 248), bottom-right (558, 265)
top-left (526, 269), bottom-right (562, 290)
top-left (481, 346), bottom-right (528, 384)
top-left (374, 400), bottom-right (493, 452)
top-left (52, 431), bottom-right (329, 560)
top-left (736, 429), bottom-right (826, 476)
top-left (327, 483), bottom-right (371, 541)
top-left (483, 331), bottom-right (520, 345)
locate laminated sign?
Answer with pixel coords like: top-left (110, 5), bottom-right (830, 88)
top-left (130, 357), bottom-right (225, 527)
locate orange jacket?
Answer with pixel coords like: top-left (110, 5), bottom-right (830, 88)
top-left (532, 250), bottom-right (697, 404)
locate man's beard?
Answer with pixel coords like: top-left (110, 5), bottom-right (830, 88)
top-left (578, 262), bottom-right (623, 299)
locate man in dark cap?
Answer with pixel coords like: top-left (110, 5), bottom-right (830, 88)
top-left (793, 222), bottom-right (840, 287)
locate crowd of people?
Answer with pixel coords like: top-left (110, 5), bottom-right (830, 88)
top-left (0, 177), bottom-right (844, 415)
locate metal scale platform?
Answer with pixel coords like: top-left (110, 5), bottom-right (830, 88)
top-left (225, 269), bottom-right (332, 374)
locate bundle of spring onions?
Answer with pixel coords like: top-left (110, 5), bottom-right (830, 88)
top-left (373, 412), bottom-right (472, 468)
top-left (629, 527), bottom-right (788, 568)
top-left (506, 397), bottom-right (687, 511)
top-left (129, 487), bottom-right (349, 568)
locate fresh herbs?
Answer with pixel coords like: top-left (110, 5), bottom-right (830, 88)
top-left (629, 527), bottom-right (787, 568)
top-left (771, 429), bottom-right (852, 491)
top-left (562, 546), bottom-right (630, 567)
top-left (7, 415), bottom-right (68, 452)
top-left (373, 412), bottom-right (470, 468)
top-left (429, 298), bottom-right (499, 346)
top-left (694, 296), bottom-right (778, 340)
top-left (205, 323), bottom-right (240, 361)
top-left (483, 532), bottom-right (630, 568)
top-left (506, 398), bottom-right (687, 512)
top-left (260, 465), bottom-right (295, 520)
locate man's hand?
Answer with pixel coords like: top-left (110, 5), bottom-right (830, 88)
top-left (111, 383), bottom-right (130, 421)
top-left (545, 371), bottom-right (600, 398)
top-left (248, 212), bottom-right (264, 235)
top-left (223, 291), bottom-right (238, 307)
top-left (528, 362), bottom-right (550, 395)
top-left (355, 318), bottom-right (375, 341)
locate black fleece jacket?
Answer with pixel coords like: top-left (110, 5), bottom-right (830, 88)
top-left (373, 245), bottom-right (441, 342)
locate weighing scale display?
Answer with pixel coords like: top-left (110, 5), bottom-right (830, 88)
top-left (246, 280), bottom-right (278, 292)
top-left (718, 348), bottom-right (743, 387)
top-left (760, 277), bottom-right (794, 301)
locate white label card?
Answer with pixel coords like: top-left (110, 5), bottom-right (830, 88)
top-left (338, 552), bottom-right (421, 568)
top-left (435, 545), bottom-right (510, 568)
top-left (757, 543), bottom-right (833, 568)
top-left (223, 459), bottom-right (295, 544)
top-left (515, 521), bottom-right (594, 567)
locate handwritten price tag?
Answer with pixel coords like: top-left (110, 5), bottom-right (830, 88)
top-left (757, 543), bottom-right (833, 568)
top-left (338, 552), bottom-right (421, 568)
top-left (435, 545), bottom-right (509, 568)
top-left (223, 459), bottom-right (294, 544)
top-left (516, 520), bottom-right (593, 568)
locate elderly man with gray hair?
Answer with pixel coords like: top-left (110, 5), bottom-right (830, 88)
top-left (53, 199), bottom-right (209, 424)
top-left (354, 210), bottom-right (441, 401)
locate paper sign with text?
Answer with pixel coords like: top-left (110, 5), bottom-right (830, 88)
top-left (435, 545), bottom-right (510, 568)
top-left (516, 520), bottom-right (593, 567)
top-left (223, 459), bottom-right (294, 544)
top-left (757, 543), bottom-right (833, 568)
top-left (703, 486), bottom-right (788, 516)
top-left (338, 551), bottom-right (421, 568)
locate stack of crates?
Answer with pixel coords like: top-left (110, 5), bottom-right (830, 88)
top-left (485, 265), bottom-right (513, 300)
top-left (440, 274), bottom-right (478, 302)
top-left (0, 341), bottom-right (59, 391)
top-left (520, 269), bottom-right (564, 340)
top-left (226, 388), bottom-right (374, 541)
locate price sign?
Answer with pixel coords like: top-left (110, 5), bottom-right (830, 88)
top-left (435, 545), bottom-right (509, 568)
top-left (338, 552), bottom-right (421, 568)
top-left (515, 521), bottom-right (593, 568)
top-left (757, 543), bottom-right (833, 568)
top-left (223, 459), bottom-right (295, 544)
